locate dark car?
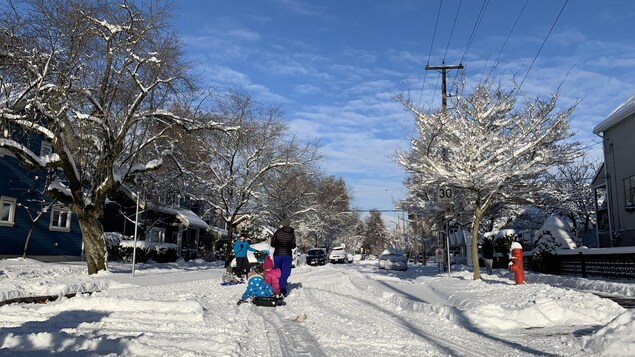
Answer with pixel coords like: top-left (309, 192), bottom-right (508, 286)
top-left (306, 248), bottom-right (327, 266)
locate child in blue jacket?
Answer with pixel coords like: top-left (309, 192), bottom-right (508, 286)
top-left (237, 271), bottom-right (275, 305)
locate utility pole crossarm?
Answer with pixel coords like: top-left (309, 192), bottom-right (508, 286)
top-left (424, 64), bottom-right (464, 71)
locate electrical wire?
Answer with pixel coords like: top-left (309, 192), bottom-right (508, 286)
top-left (427, 0), bottom-right (443, 67)
top-left (418, 0), bottom-right (444, 110)
top-left (459, 0), bottom-right (490, 65)
top-left (492, 0), bottom-right (528, 71)
top-left (518, 0), bottom-right (569, 91)
top-left (450, 0), bottom-right (490, 92)
top-left (443, 0), bottom-right (463, 63)
top-left (429, 75), bottom-right (441, 110)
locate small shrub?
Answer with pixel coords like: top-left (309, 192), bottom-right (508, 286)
top-left (494, 233), bottom-right (516, 254)
top-left (152, 245), bottom-right (178, 262)
top-left (114, 239), bottom-right (180, 263)
top-left (103, 232), bottom-right (127, 261)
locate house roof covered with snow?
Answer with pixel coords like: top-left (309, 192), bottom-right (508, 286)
top-left (593, 92), bottom-right (635, 134)
top-left (145, 203), bottom-right (209, 230)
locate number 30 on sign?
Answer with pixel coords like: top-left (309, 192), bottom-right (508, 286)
top-left (437, 186), bottom-right (454, 202)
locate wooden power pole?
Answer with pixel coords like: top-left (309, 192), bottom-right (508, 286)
top-left (425, 62), bottom-right (464, 113)
top-left (425, 62), bottom-right (463, 276)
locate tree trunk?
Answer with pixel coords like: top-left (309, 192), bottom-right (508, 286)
top-left (76, 208), bottom-right (107, 275)
top-left (471, 207), bottom-right (483, 280)
top-left (224, 223), bottom-right (234, 268)
top-left (22, 224), bottom-right (35, 259)
top-left (567, 213), bottom-right (578, 238)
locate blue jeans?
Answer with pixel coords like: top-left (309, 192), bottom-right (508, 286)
top-left (274, 255), bottom-right (292, 295)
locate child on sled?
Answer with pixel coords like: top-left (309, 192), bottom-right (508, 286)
top-left (237, 271), bottom-right (275, 305)
top-left (262, 256), bottom-right (282, 298)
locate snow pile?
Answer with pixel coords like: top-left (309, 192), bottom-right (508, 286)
top-left (533, 215), bottom-right (577, 252)
top-left (583, 310), bottom-right (635, 356)
top-left (416, 269), bottom-right (624, 330)
top-left (0, 258), bottom-right (109, 301)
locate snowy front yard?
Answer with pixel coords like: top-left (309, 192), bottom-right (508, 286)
top-left (0, 258), bottom-right (633, 356)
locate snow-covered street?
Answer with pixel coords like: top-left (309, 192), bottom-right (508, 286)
top-left (1, 258), bottom-right (633, 356)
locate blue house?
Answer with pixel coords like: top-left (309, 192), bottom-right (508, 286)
top-left (0, 146), bottom-right (83, 261)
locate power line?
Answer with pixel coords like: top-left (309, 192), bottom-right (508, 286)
top-left (418, 0), bottom-right (444, 110)
top-left (459, 0), bottom-right (489, 65)
top-left (443, 0), bottom-right (463, 63)
top-left (518, 0), bottom-right (569, 91)
top-left (492, 0), bottom-right (528, 71)
top-left (426, 0), bottom-right (443, 67)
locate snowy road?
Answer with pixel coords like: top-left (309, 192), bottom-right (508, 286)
top-left (255, 265), bottom-right (592, 357)
top-left (0, 259), bottom-right (631, 356)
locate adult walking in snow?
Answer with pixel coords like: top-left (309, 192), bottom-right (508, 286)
top-left (481, 237), bottom-right (495, 275)
top-left (234, 235), bottom-right (257, 280)
top-left (270, 219), bottom-right (296, 296)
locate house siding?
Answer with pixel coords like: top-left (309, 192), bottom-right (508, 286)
top-left (0, 155), bottom-right (83, 260)
top-left (597, 105), bottom-right (635, 247)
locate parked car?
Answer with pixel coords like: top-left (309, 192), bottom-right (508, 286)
top-left (329, 246), bottom-right (349, 264)
top-left (378, 248), bottom-right (408, 271)
top-left (306, 248), bottom-right (327, 266)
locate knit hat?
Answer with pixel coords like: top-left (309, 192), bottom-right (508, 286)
top-left (263, 255), bottom-right (274, 270)
top-left (280, 218), bottom-right (291, 227)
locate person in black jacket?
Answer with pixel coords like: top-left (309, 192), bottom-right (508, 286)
top-left (270, 219), bottom-right (296, 296)
top-left (481, 237), bottom-right (495, 275)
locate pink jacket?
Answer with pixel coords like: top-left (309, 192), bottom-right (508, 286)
top-left (263, 268), bottom-right (281, 295)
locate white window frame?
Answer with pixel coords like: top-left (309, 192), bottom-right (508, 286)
top-left (0, 196), bottom-right (17, 227)
top-left (49, 206), bottom-right (72, 232)
top-left (624, 175), bottom-right (635, 209)
top-left (147, 227), bottom-right (166, 243)
top-left (40, 141), bottom-right (53, 157)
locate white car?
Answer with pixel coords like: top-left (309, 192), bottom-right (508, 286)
top-left (231, 242), bottom-right (299, 269)
top-left (230, 241), bottom-right (273, 269)
top-left (329, 247), bottom-right (349, 264)
top-left (378, 248), bottom-right (408, 271)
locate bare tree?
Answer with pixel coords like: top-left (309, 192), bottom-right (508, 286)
top-left (295, 176), bottom-right (358, 251)
top-left (396, 78), bottom-right (583, 280)
top-left (542, 158), bottom-right (599, 237)
top-left (364, 209), bottom-right (389, 255)
top-left (0, 0), bottom-right (229, 274)
top-left (187, 90), bottom-right (318, 266)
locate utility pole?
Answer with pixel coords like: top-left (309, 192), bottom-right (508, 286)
top-left (425, 62), bottom-right (464, 113)
top-left (425, 61), bottom-right (463, 276)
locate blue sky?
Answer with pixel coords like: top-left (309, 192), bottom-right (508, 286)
top-left (172, 0), bottom-right (635, 227)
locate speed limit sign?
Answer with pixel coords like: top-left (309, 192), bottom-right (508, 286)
top-left (437, 186), bottom-right (454, 202)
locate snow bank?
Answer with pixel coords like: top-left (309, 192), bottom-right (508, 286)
top-left (583, 310), bottom-right (635, 356)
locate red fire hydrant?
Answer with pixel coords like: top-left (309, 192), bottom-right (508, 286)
top-left (508, 242), bottom-right (524, 285)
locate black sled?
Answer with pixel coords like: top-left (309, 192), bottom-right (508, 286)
top-left (252, 296), bottom-right (285, 307)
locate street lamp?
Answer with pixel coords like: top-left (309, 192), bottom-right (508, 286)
top-left (132, 176), bottom-right (142, 278)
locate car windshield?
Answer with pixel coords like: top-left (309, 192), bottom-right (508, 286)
top-left (308, 249), bottom-right (324, 256)
top-left (380, 248), bottom-right (403, 256)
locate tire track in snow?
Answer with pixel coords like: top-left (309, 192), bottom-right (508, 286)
top-left (299, 265), bottom-right (560, 357)
top-left (254, 307), bottom-right (326, 357)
